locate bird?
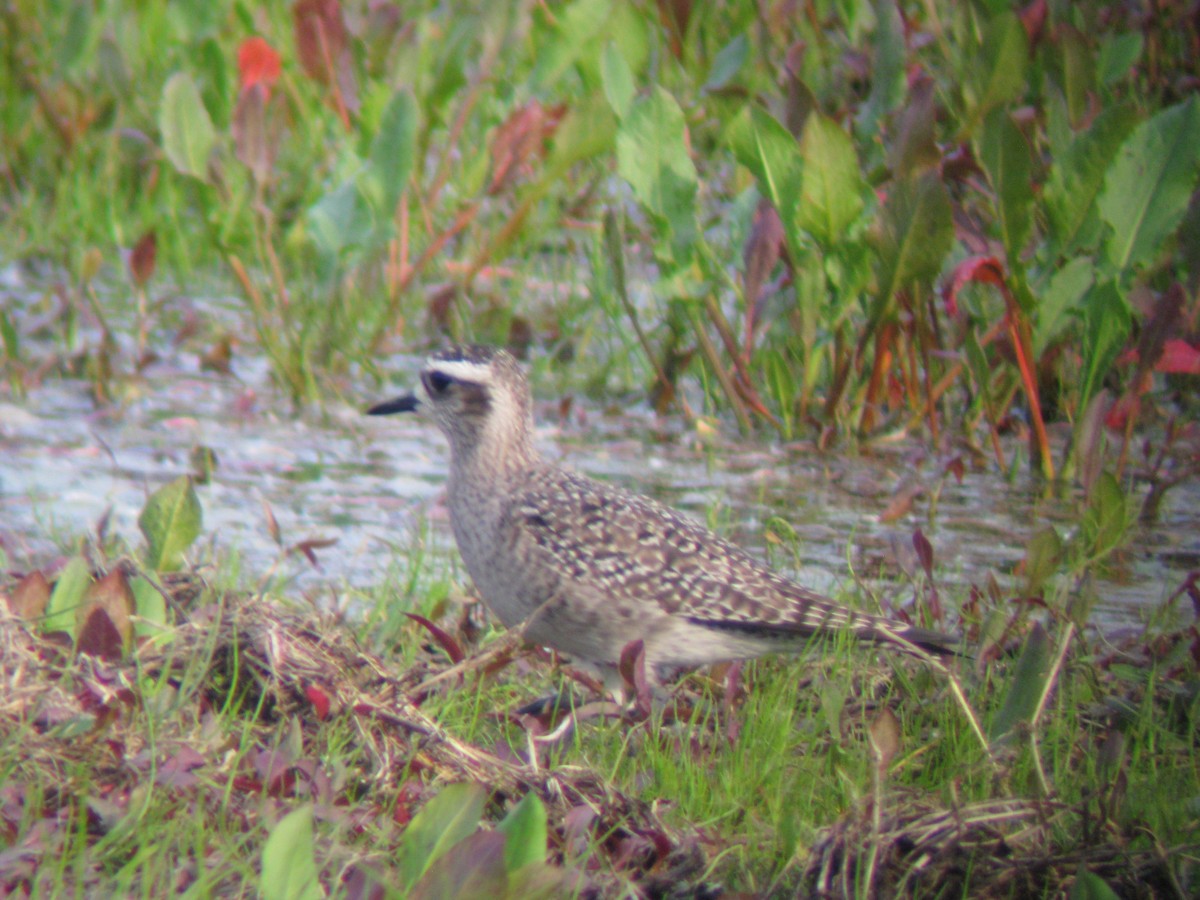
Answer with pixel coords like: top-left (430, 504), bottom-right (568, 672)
top-left (368, 344), bottom-right (958, 690)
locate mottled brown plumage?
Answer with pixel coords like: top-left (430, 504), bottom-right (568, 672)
top-left (369, 345), bottom-right (957, 685)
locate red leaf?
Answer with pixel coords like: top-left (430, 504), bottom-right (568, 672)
top-left (1104, 392), bottom-right (1138, 431)
top-left (405, 613), bottom-right (465, 663)
top-left (487, 101), bottom-right (565, 194)
top-left (1157, 339), bottom-right (1200, 374)
top-left (233, 83), bottom-right (275, 184)
top-left (237, 37), bottom-right (282, 94)
top-left (129, 231), bottom-right (157, 287)
top-left (1019, 0), bottom-right (1048, 46)
top-left (306, 684), bottom-right (331, 720)
top-left (76, 606), bottom-right (124, 661)
top-left (292, 536), bottom-right (338, 569)
top-left (912, 527), bottom-right (934, 578)
top-left (943, 255), bottom-right (1005, 317)
top-left (293, 0), bottom-right (346, 85)
top-left (7, 571), bottom-right (50, 619)
top-left (293, 0), bottom-right (358, 125)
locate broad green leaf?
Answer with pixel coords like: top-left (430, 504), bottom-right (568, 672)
top-left (857, 0), bottom-right (904, 134)
top-left (131, 575), bottom-right (169, 636)
top-left (366, 89), bottom-right (418, 214)
top-left (1034, 256), bottom-right (1094, 355)
top-left (57, 1), bottom-right (95, 73)
top-left (1057, 25), bottom-right (1095, 129)
top-left (1023, 526), bottom-right (1063, 597)
top-left (546, 94), bottom-right (616, 173)
top-left (979, 110), bottom-right (1033, 263)
top-left (1070, 867), bottom-right (1123, 900)
top-left (874, 172), bottom-right (954, 310)
top-left (1084, 471), bottom-right (1131, 561)
top-left (410, 832), bottom-right (507, 900)
top-left (529, 0), bottom-right (609, 91)
top-left (138, 476), bottom-right (203, 572)
top-left (496, 792), bottom-right (548, 873)
top-left (1044, 103), bottom-right (1139, 255)
top-left (969, 11), bottom-right (1029, 121)
top-left (307, 178), bottom-right (375, 264)
top-left (1079, 279), bottom-right (1130, 412)
top-left (159, 72), bottom-right (215, 181)
top-left (397, 783), bottom-right (487, 891)
top-left (1100, 96), bottom-right (1200, 273)
top-left (601, 42), bottom-right (635, 119)
top-left (261, 806), bottom-right (324, 900)
top-left (794, 113), bottom-right (865, 248)
top-left (989, 621), bottom-right (1052, 744)
top-left (616, 87), bottom-right (697, 261)
top-left (43, 556), bottom-right (92, 635)
top-left (1097, 32), bottom-right (1143, 87)
top-left (705, 34), bottom-right (748, 92)
top-left (725, 105), bottom-right (802, 213)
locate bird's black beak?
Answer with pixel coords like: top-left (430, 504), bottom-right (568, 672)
top-left (367, 393), bottom-right (421, 416)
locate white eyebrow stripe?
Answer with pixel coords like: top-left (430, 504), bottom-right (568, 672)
top-left (425, 358), bottom-right (493, 383)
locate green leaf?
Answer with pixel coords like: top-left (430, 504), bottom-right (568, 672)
top-left (1097, 32), bottom-right (1143, 87)
top-left (410, 832), bottom-right (507, 900)
top-left (1099, 96), bottom-right (1200, 273)
top-left (261, 806), bottom-right (324, 900)
top-left (1023, 526), bottom-right (1063, 596)
top-left (874, 172), bottom-right (954, 309)
top-left (131, 576), bottom-right (168, 636)
top-left (1057, 26), bottom-right (1095, 129)
top-left (979, 109), bottom-right (1033, 263)
top-left (43, 556), bottom-right (92, 635)
top-left (705, 33), bottom-right (748, 92)
top-left (989, 622), bottom-right (1052, 744)
top-left (0, 306), bottom-right (19, 360)
top-left (1079, 279), bottom-right (1130, 411)
top-left (397, 783), bottom-right (487, 891)
top-left (1084, 471), bottom-right (1131, 561)
top-left (159, 72), bottom-right (215, 181)
top-left (1070, 868), bottom-right (1123, 900)
top-left (969, 11), bottom-right (1029, 121)
top-left (529, 0), bottom-right (609, 91)
top-left (543, 96), bottom-right (616, 183)
top-left (496, 793), bottom-right (548, 873)
top-left (138, 476), bottom-right (203, 572)
top-left (794, 113), bottom-right (865, 248)
top-left (1043, 103), bottom-right (1139, 256)
top-left (1034, 256), bottom-right (1094, 355)
top-left (616, 87), bottom-right (698, 262)
top-left (601, 42), bottom-right (635, 119)
top-left (857, 0), bottom-right (904, 134)
top-left (366, 89), bottom-right (419, 214)
top-left (726, 105), bottom-right (802, 211)
top-left (307, 176), bottom-right (375, 267)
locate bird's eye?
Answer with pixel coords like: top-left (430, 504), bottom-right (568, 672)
top-left (425, 371), bottom-right (453, 395)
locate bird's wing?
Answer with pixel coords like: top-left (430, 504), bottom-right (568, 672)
top-left (511, 468), bottom-right (955, 655)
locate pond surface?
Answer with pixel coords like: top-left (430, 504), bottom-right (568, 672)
top-left (1, 266), bottom-right (1196, 632)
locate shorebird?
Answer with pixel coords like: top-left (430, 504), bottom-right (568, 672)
top-left (369, 345), bottom-right (957, 690)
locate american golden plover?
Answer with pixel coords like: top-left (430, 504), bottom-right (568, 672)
top-left (369, 345), bottom-right (957, 687)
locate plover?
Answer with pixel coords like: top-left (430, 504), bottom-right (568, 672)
top-left (369, 345), bottom-right (957, 688)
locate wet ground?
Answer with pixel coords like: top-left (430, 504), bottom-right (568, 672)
top-left (1, 267), bottom-right (1196, 631)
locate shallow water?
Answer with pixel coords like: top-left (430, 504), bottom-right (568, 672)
top-left (1, 267), bottom-right (1196, 631)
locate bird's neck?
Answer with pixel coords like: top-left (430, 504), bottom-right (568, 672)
top-left (450, 416), bottom-right (538, 484)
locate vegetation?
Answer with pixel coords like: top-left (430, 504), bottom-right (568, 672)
top-left (2, 0), bottom-right (1198, 896)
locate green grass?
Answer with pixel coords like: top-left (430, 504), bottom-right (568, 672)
top-left (1, 522), bottom-right (1196, 896)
